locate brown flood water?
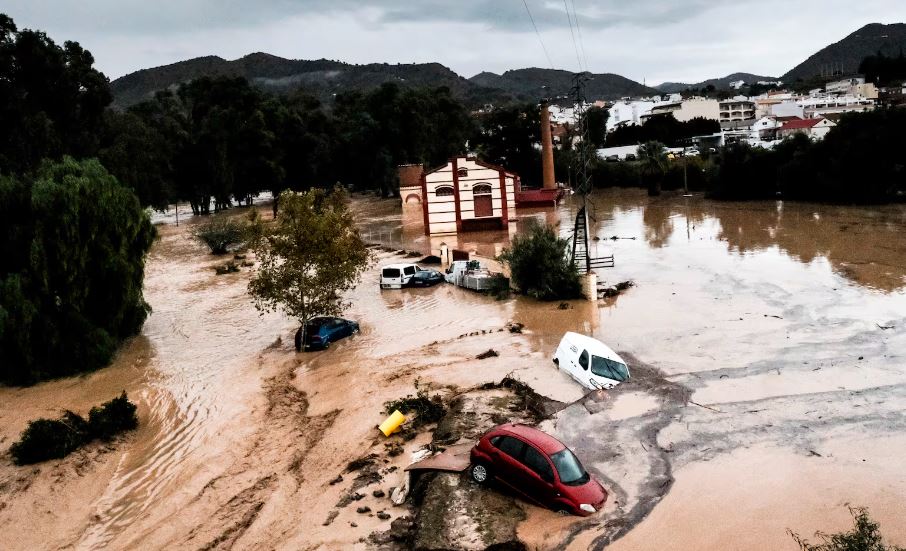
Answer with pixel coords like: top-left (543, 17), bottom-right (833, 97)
top-left (0, 189), bottom-right (904, 550)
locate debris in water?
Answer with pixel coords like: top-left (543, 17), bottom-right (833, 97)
top-left (477, 349), bottom-right (499, 360)
top-left (372, 489), bottom-right (385, 498)
top-left (323, 510), bottom-right (339, 526)
top-left (329, 474), bottom-right (344, 485)
top-left (356, 506), bottom-right (371, 514)
top-left (599, 280), bottom-right (635, 298)
top-left (377, 511), bottom-right (391, 520)
top-left (378, 410), bottom-right (407, 437)
top-left (558, 302), bottom-right (571, 310)
top-left (506, 321), bottom-right (524, 333)
top-left (877, 323), bottom-right (894, 330)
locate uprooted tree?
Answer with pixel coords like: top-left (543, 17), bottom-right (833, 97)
top-left (247, 188), bottom-right (371, 350)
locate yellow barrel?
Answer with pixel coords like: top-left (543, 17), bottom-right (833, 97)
top-left (379, 410), bottom-right (406, 436)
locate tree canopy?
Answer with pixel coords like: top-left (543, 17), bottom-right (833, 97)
top-left (248, 188), bottom-right (371, 327)
top-left (499, 220), bottom-right (582, 301)
top-left (0, 157), bottom-right (155, 384)
top-left (0, 14), bottom-right (112, 174)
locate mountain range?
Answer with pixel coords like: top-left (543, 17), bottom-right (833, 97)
top-left (110, 22), bottom-right (906, 109)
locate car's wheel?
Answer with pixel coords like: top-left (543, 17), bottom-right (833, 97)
top-left (470, 463), bottom-right (491, 485)
top-left (323, 339), bottom-right (330, 349)
top-left (556, 508), bottom-right (571, 516)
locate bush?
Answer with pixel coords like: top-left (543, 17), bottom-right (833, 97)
top-left (499, 220), bottom-right (582, 301)
top-left (10, 411), bottom-right (89, 465)
top-left (192, 216), bottom-right (246, 254)
top-left (790, 507), bottom-right (905, 551)
top-left (88, 392), bottom-right (139, 441)
top-left (8, 393), bottom-right (138, 465)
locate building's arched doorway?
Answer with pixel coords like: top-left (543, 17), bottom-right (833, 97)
top-left (473, 184), bottom-right (493, 217)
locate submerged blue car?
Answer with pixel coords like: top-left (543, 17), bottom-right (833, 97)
top-left (295, 316), bottom-right (360, 351)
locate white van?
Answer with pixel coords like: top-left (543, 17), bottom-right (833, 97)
top-left (553, 332), bottom-right (630, 390)
top-left (380, 263), bottom-right (420, 289)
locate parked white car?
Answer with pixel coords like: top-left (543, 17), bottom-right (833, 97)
top-left (553, 332), bottom-right (630, 390)
top-left (380, 263), bottom-right (420, 289)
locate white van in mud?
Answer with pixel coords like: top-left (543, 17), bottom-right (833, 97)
top-left (380, 263), bottom-right (419, 289)
top-left (554, 332), bottom-right (630, 390)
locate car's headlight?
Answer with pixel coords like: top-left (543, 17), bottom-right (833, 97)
top-left (579, 503), bottom-right (596, 513)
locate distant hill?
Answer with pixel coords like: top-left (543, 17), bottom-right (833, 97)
top-left (110, 55), bottom-right (655, 109)
top-left (782, 23), bottom-right (906, 83)
top-left (468, 68), bottom-right (657, 101)
top-left (110, 53), bottom-right (506, 108)
top-left (655, 73), bottom-right (779, 93)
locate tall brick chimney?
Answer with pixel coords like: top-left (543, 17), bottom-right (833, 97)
top-left (540, 101), bottom-right (556, 190)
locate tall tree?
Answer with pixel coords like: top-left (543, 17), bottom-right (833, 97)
top-left (638, 141), bottom-right (668, 196)
top-left (0, 158), bottom-right (155, 384)
top-left (0, 14), bottom-right (111, 174)
top-left (471, 104), bottom-right (543, 187)
top-left (248, 188), bottom-right (371, 350)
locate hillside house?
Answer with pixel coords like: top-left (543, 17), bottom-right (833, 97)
top-left (778, 118), bottom-right (836, 140)
top-left (420, 156), bottom-right (518, 235)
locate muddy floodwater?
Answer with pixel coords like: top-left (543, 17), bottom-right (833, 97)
top-left (1, 189), bottom-right (905, 550)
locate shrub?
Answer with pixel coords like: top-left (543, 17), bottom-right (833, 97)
top-left (192, 216), bottom-right (246, 254)
top-left (498, 220), bottom-right (582, 301)
top-left (9, 393), bottom-right (139, 465)
top-left (790, 507), bottom-right (905, 551)
top-left (10, 411), bottom-right (89, 465)
top-left (88, 392), bottom-right (139, 441)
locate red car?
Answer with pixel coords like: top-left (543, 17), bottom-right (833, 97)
top-left (469, 423), bottom-right (607, 516)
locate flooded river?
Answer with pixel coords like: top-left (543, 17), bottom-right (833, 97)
top-left (0, 189), bottom-right (904, 550)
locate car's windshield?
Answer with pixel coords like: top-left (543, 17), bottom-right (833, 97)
top-left (590, 355), bottom-right (629, 382)
top-left (550, 448), bottom-right (589, 485)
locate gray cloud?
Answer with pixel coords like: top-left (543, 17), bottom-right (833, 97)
top-left (4, 0), bottom-right (721, 36)
top-left (2, 0), bottom-right (903, 83)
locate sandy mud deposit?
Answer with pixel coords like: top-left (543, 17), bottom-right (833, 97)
top-left (1, 190), bottom-right (905, 550)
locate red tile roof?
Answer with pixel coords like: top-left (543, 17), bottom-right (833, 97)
top-left (781, 118), bottom-right (824, 130)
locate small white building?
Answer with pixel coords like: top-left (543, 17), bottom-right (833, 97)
top-left (778, 118), bottom-right (836, 140)
top-left (607, 100), bottom-right (656, 131)
top-left (421, 156), bottom-right (517, 235)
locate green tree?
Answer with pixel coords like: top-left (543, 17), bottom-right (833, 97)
top-left (582, 105), bottom-right (609, 148)
top-left (0, 157), bottom-right (155, 385)
top-left (248, 188), bottom-right (371, 349)
top-left (0, 14), bottom-right (111, 173)
top-left (471, 103), bottom-right (543, 187)
top-left (638, 141), bottom-right (669, 196)
top-left (499, 220), bottom-right (582, 300)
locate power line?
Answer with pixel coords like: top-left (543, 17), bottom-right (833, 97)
top-left (562, 0), bottom-right (583, 72)
top-left (569, 0), bottom-right (589, 71)
top-left (521, 0), bottom-right (555, 70)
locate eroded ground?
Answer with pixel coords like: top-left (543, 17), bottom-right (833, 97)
top-left (1, 189), bottom-right (905, 550)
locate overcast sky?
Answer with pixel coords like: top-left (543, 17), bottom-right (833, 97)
top-left (3, 0), bottom-right (905, 84)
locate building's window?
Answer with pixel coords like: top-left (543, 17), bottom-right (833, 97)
top-left (457, 167), bottom-right (468, 178)
top-left (435, 186), bottom-right (454, 197)
top-left (473, 184), bottom-right (492, 195)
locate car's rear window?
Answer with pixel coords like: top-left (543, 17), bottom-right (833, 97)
top-left (382, 268), bottom-right (401, 278)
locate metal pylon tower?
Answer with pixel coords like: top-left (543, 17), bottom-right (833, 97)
top-left (569, 73), bottom-right (614, 274)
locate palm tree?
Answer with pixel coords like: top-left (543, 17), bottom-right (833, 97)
top-left (638, 141), bottom-right (668, 196)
